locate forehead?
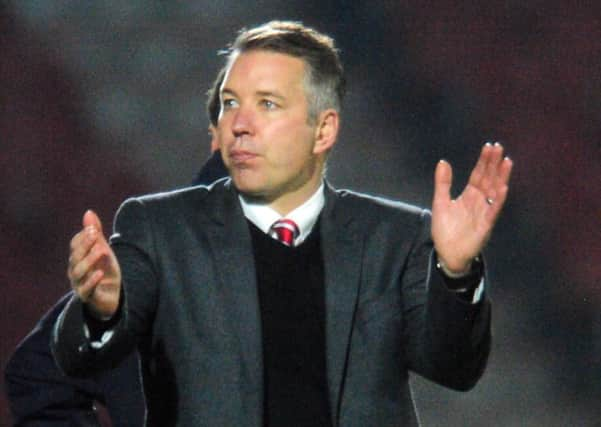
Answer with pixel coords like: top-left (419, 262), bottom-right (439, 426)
top-left (221, 50), bottom-right (307, 94)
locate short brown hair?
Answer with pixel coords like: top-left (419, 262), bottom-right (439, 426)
top-left (224, 21), bottom-right (345, 121)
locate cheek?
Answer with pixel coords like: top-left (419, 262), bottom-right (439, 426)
top-left (266, 120), bottom-right (314, 160)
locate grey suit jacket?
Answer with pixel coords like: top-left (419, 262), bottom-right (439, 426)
top-left (52, 178), bottom-right (491, 426)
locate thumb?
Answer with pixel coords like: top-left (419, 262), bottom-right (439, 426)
top-left (433, 159), bottom-right (453, 205)
top-left (83, 209), bottom-right (103, 234)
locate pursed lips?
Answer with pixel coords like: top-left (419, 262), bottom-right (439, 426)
top-left (228, 148), bottom-right (259, 166)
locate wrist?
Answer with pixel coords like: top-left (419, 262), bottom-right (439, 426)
top-left (436, 254), bottom-right (482, 277)
top-left (436, 257), bottom-right (473, 278)
top-left (435, 253), bottom-right (484, 294)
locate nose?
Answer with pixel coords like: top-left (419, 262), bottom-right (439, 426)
top-left (231, 106), bottom-right (254, 138)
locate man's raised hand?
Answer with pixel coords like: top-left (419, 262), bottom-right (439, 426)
top-left (67, 210), bottom-right (121, 319)
top-left (431, 143), bottom-right (513, 274)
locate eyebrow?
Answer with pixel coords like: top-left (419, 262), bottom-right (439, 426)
top-left (256, 91), bottom-right (286, 101)
top-left (220, 87), bottom-right (286, 102)
top-left (220, 87), bottom-right (236, 96)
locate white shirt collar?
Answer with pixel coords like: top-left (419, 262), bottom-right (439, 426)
top-left (239, 182), bottom-right (325, 245)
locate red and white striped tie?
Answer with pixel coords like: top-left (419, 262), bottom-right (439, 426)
top-left (270, 219), bottom-right (300, 247)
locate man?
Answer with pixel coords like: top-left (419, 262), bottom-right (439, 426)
top-left (4, 70), bottom-right (227, 426)
top-left (52, 21), bottom-right (513, 426)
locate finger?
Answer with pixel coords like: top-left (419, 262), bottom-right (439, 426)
top-left (490, 142), bottom-right (504, 163)
top-left (479, 145), bottom-right (499, 197)
top-left (83, 209), bottom-right (104, 234)
top-left (486, 142), bottom-right (505, 178)
top-left (468, 142), bottom-right (493, 188)
top-left (76, 270), bottom-right (104, 302)
top-left (485, 156), bottom-right (512, 216)
top-left (496, 156), bottom-right (513, 187)
top-left (478, 142), bottom-right (506, 197)
top-left (69, 242), bottom-right (111, 285)
top-left (69, 230), bottom-right (95, 269)
top-left (487, 151), bottom-right (512, 201)
top-left (433, 159), bottom-right (453, 205)
top-left (68, 228), bottom-right (98, 274)
top-left (72, 210), bottom-right (108, 263)
top-left (489, 157), bottom-right (513, 211)
top-left (485, 183), bottom-right (509, 223)
top-left (485, 141), bottom-right (503, 168)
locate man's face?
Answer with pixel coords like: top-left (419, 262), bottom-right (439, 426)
top-left (218, 50), bottom-right (324, 212)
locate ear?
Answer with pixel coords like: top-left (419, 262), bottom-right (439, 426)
top-left (209, 125), bottom-right (219, 153)
top-left (313, 109), bottom-right (339, 155)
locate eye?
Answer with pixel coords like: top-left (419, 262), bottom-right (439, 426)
top-left (261, 99), bottom-right (278, 110)
top-left (222, 98), bottom-right (238, 110)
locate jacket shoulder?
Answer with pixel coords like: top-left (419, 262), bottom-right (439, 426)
top-left (129, 177), bottom-right (229, 205)
top-left (332, 187), bottom-right (429, 220)
top-left (111, 178), bottom-right (232, 233)
top-left (115, 178), bottom-right (231, 215)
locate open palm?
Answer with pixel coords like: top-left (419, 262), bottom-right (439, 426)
top-left (431, 143), bottom-right (513, 274)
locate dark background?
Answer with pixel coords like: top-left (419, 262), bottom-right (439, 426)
top-left (1, 1), bottom-right (599, 425)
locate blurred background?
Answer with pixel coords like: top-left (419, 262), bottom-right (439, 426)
top-left (1, 1), bottom-right (599, 425)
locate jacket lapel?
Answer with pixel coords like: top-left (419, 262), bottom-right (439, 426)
top-left (203, 180), bottom-right (264, 415)
top-left (320, 184), bottom-right (364, 425)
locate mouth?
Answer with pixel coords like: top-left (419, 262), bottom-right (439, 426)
top-left (228, 149), bottom-right (258, 166)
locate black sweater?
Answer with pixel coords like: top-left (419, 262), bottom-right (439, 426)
top-left (249, 221), bottom-right (332, 427)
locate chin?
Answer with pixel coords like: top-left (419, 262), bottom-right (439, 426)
top-left (231, 174), bottom-right (266, 197)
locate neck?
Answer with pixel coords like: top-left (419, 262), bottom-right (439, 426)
top-left (244, 157), bottom-right (326, 215)
top-left (278, 178), bottom-right (325, 215)
top-left (247, 177), bottom-right (323, 216)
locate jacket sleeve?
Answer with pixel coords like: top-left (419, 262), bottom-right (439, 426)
top-left (402, 210), bottom-right (491, 391)
top-left (51, 197), bottom-right (159, 378)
